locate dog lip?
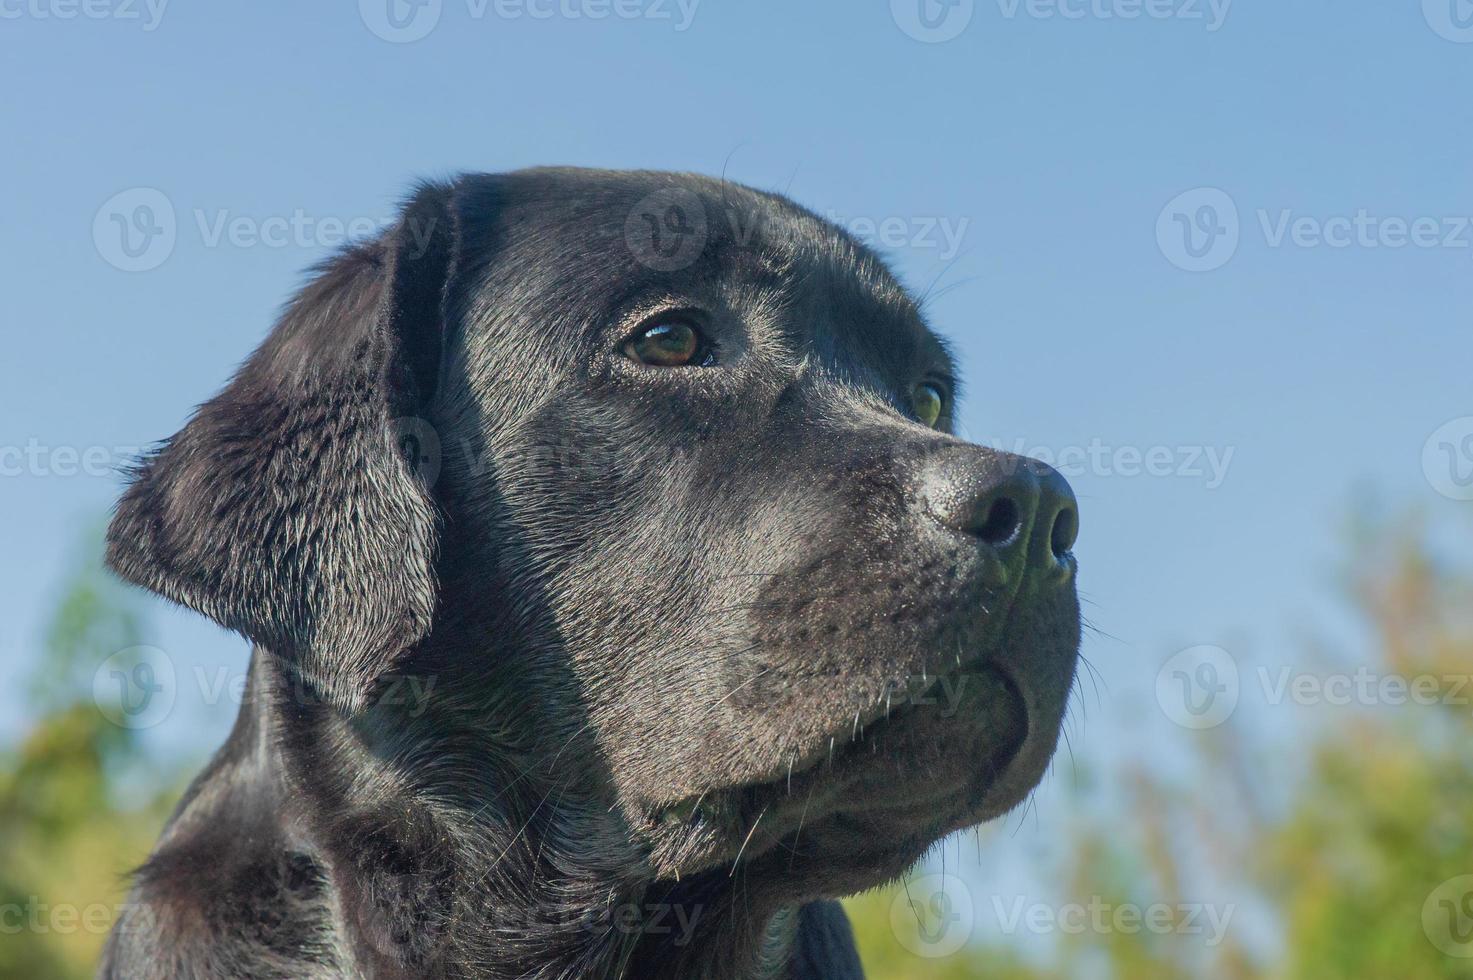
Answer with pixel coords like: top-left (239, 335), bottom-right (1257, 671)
top-left (644, 655), bottom-right (1036, 882)
top-left (850, 647), bottom-right (1025, 741)
top-left (662, 653), bottom-right (1029, 814)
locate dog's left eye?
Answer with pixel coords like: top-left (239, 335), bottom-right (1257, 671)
top-left (623, 319), bottom-right (713, 368)
top-left (912, 382), bottom-right (946, 428)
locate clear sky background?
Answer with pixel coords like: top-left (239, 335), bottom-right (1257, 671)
top-left (2, 0), bottom-right (1470, 960)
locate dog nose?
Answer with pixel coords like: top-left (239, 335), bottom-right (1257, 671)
top-left (921, 448), bottom-right (1078, 584)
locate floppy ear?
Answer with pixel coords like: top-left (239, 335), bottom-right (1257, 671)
top-left (106, 182), bottom-right (458, 714)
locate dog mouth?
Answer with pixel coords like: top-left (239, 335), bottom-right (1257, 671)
top-left (644, 654), bottom-right (1034, 881)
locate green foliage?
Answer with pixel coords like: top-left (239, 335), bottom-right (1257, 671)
top-left (1261, 512), bottom-right (1473, 980)
top-left (845, 893), bottom-right (1049, 979)
top-left (0, 547), bottom-right (178, 980)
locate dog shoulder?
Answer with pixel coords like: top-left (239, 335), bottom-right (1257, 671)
top-left (99, 709), bottom-right (345, 979)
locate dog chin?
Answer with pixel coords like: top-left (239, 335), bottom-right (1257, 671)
top-left (643, 657), bottom-right (1062, 892)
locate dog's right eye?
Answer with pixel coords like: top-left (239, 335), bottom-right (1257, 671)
top-left (622, 318), bottom-right (713, 368)
top-left (912, 381), bottom-right (946, 428)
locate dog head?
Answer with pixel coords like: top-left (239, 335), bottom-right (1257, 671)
top-left (108, 167), bottom-right (1080, 902)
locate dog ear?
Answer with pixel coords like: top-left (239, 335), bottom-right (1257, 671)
top-left (106, 182), bottom-right (458, 714)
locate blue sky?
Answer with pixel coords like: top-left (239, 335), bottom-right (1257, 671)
top-left (2, 0), bottom-right (1470, 956)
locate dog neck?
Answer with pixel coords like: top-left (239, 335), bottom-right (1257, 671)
top-left (249, 650), bottom-right (808, 979)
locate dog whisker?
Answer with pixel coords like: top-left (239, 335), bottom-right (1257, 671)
top-left (713, 664), bottom-right (773, 707)
top-left (728, 805), bottom-right (770, 877)
top-left (786, 784), bottom-right (819, 872)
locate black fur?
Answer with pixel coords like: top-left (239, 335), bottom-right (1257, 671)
top-left (100, 168), bottom-right (1081, 979)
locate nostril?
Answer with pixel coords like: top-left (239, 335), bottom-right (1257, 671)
top-left (975, 496), bottom-right (1022, 546)
top-left (920, 449), bottom-right (1041, 550)
top-left (1049, 506), bottom-right (1078, 560)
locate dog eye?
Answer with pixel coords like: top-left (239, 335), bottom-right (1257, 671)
top-left (623, 319), bottom-right (712, 368)
top-left (912, 382), bottom-right (946, 428)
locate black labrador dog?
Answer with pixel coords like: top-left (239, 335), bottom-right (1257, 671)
top-left (100, 168), bottom-right (1081, 979)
